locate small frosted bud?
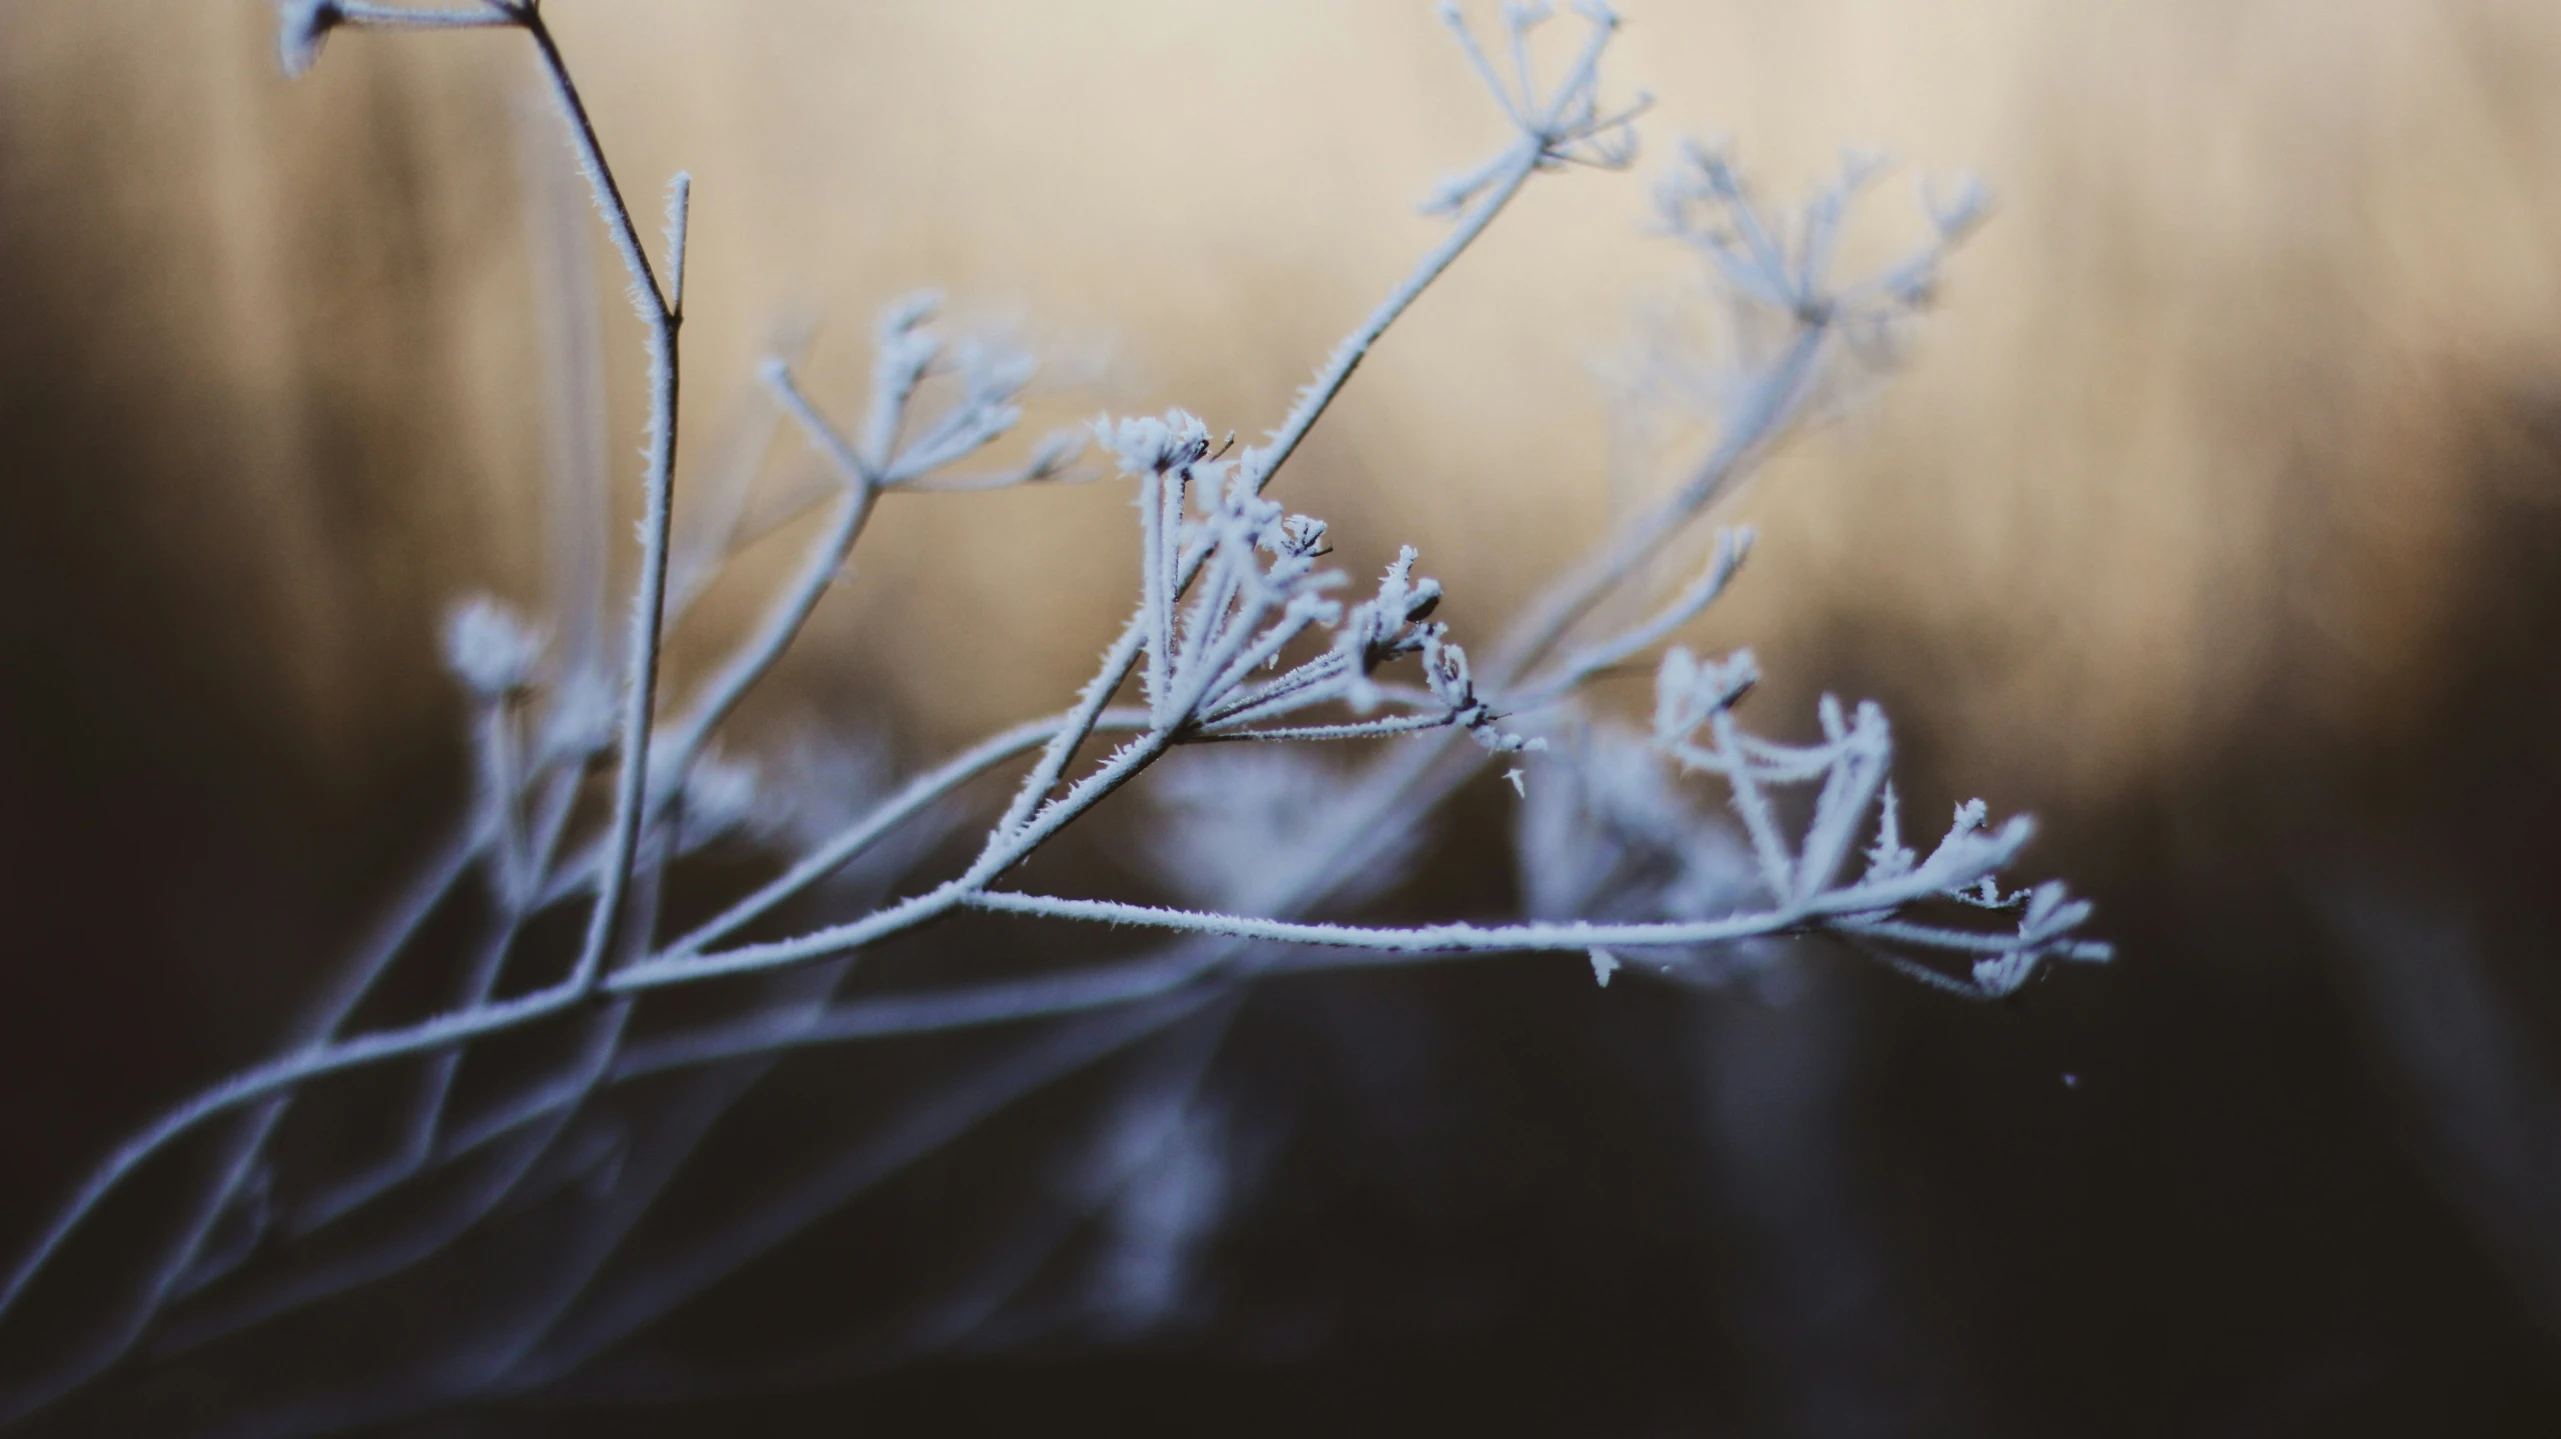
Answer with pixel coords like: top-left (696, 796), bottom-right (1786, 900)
top-left (1402, 578), bottom-right (1443, 624)
top-left (443, 596), bottom-right (542, 699)
top-left (1093, 410), bottom-right (1212, 477)
top-left (878, 290), bottom-right (942, 339)
top-left (1971, 950), bottom-right (2035, 997)
top-left (1838, 145), bottom-right (1894, 186)
top-left (1025, 430), bottom-right (1085, 479)
top-left (1924, 172), bottom-right (1993, 239)
top-left (1589, 948), bottom-right (1620, 987)
top-left (1658, 645), bottom-right (1698, 693)
top-left (276, 0), bottom-right (342, 78)
top-left (2022, 880), bottom-right (2066, 932)
top-left (1712, 649), bottom-right (1761, 708)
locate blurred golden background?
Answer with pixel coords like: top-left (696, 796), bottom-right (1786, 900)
top-left (11, 2), bottom-right (2561, 800)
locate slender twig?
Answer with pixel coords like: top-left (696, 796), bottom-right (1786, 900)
top-left (489, 995), bottom-right (1219, 1390)
top-left (670, 707), bottom-right (1154, 957)
top-left (1510, 526), bottom-right (1753, 708)
top-left (645, 365), bottom-right (882, 805)
top-left (0, 815), bottom-right (484, 1420)
top-left (519, 7), bottom-right (683, 995)
top-left (334, 2), bottom-right (516, 30)
top-left (1189, 712), bottom-right (1463, 744)
top-left (1240, 138), bottom-right (1544, 498)
top-left (1483, 324), bottom-right (1828, 689)
top-left (951, 876), bottom-right (2019, 958)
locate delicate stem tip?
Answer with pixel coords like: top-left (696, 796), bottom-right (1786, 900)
top-left (663, 172), bottom-right (692, 318)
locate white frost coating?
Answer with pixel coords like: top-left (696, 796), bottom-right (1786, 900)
top-left (0, 3), bottom-right (2109, 1425)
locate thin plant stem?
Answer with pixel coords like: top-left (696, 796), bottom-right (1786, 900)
top-left (520, 7), bottom-right (684, 995)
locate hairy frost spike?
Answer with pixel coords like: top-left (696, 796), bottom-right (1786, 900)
top-left (1862, 782), bottom-right (1916, 884)
top-left (443, 596), bottom-right (543, 699)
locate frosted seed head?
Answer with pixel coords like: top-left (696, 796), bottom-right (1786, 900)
top-left (443, 596), bottom-right (543, 699)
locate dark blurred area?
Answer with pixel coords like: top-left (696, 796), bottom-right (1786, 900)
top-left (3, 2), bottom-right (2560, 1435)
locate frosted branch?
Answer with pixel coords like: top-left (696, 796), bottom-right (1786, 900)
top-left (0, 6), bottom-right (2110, 1423)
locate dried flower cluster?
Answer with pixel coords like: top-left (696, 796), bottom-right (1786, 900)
top-left (0, 2), bottom-right (2105, 1430)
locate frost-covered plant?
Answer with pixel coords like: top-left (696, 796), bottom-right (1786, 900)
top-left (0, 1), bottom-right (2108, 1427)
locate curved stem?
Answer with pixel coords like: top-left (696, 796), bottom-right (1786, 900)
top-left (520, 9), bottom-right (682, 994)
top-left (645, 366), bottom-right (879, 809)
top-left (1240, 138), bottom-right (1543, 496)
top-left (1482, 324), bottom-right (1827, 689)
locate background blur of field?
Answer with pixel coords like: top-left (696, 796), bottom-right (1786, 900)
top-left (4, 3), bottom-right (2561, 1433)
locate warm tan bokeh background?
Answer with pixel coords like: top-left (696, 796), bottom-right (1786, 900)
top-left (10, 1), bottom-right (2560, 804)
top-left (6, 3), bottom-right (2561, 1432)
